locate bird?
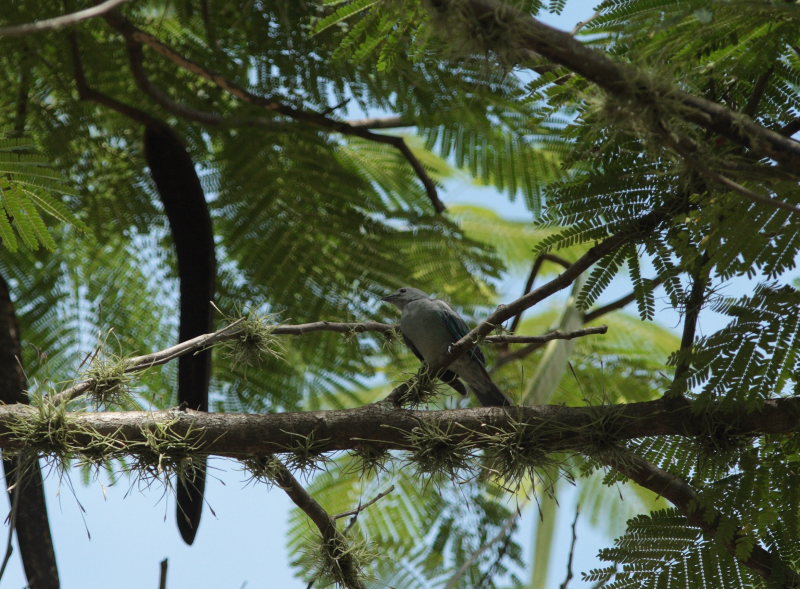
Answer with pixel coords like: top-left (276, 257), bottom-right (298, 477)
top-left (382, 287), bottom-right (512, 406)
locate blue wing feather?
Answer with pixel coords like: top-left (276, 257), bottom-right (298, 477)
top-left (439, 302), bottom-right (486, 366)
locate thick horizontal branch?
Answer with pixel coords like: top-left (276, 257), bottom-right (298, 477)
top-left (4, 397), bottom-right (800, 458)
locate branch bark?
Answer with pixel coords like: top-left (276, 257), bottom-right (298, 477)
top-left (4, 397), bottom-right (800, 457)
top-left (269, 459), bottom-right (366, 589)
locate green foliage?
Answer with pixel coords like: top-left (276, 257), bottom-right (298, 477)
top-left (585, 508), bottom-right (756, 589)
top-left (0, 135), bottom-right (85, 251)
top-left (690, 283), bottom-right (800, 405)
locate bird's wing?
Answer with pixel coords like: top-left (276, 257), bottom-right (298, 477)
top-left (402, 332), bottom-right (467, 395)
top-left (437, 301), bottom-right (487, 366)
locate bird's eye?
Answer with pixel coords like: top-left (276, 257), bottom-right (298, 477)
top-left (399, 288), bottom-right (406, 293)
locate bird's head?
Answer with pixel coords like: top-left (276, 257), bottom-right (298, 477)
top-left (382, 287), bottom-right (430, 310)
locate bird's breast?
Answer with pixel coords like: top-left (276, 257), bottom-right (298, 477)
top-left (400, 302), bottom-right (453, 362)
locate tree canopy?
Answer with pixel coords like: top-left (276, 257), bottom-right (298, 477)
top-left (1, 1), bottom-right (800, 588)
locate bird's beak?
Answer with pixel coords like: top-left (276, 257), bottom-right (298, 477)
top-left (381, 294), bottom-right (392, 302)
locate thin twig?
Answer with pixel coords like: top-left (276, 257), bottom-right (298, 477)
top-left (488, 326), bottom-right (606, 344)
top-left (583, 274), bottom-right (665, 324)
top-left (0, 0), bottom-right (133, 37)
top-left (0, 467), bottom-right (20, 583)
top-left (444, 511), bottom-right (520, 589)
top-left (103, 11), bottom-right (446, 213)
top-left (711, 172), bottom-right (800, 215)
top-left (559, 507), bottom-right (580, 589)
top-left (334, 485), bottom-right (395, 522)
top-left (654, 102), bottom-right (800, 216)
top-left (571, 11), bottom-right (601, 35)
top-left (508, 253), bottom-right (573, 335)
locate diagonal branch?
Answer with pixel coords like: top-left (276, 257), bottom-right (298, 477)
top-left (444, 510), bottom-right (521, 589)
top-left (582, 275), bottom-right (665, 324)
top-left (0, 0), bottom-right (133, 37)
top-left (604, 449), bottom-right (800, 587)
top-left (431, 0), bottom-right (800, 177)
top-left (508, 253), bottom-right (571, 335)
top-left (333, 486), bottom-right (394, 521)
top-left (70, 32), bottom-right (167, 128)
top-left (103, 11), bottom-right (446, 213)
top-left (660, 130), bottom-right (800, 215)
top-left (268, 458), bottom-right (366, 589)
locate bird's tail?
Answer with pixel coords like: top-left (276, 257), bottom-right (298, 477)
top-left (472, 367), bottom-right (513, 407)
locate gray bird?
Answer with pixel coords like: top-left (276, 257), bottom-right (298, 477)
top-left (382, 287), bottom-right (512, 406)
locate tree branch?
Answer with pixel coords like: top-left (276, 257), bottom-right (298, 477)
top-left (4, 397), bottom-right (800, 457)
top-left (52, 318), bottom-right (603, 404)
top-left (70, 33), bottom-right (160, 126)
top-left (333, 486), bottom-right (394, 521)
top-left (508, 253), bottom-right (571, 336)
top-left (0, 0), bottom-right (133, 37)
top-left (346, 116), bottom-right (412, 129)
top-left (559, 507), bottom-right (580, 589)
top-left (123, 38), bottom-right (227, 126)
top-left (582, 275), bottom-right (665, 324)
top-left (103, 11), bottom-right (446, 213)
top-left (444, 510), bottom-right (520, 589)
top-left (268, 458), bottom-right (366, 589)
top-left (432, 0), bottom-right (800, 177)
top-left (666, 255), bottom-right (710, 400)
top-left (662, 130), bottom-right (800, 215)
top-left (486, 326), bottom-right (606, 344)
